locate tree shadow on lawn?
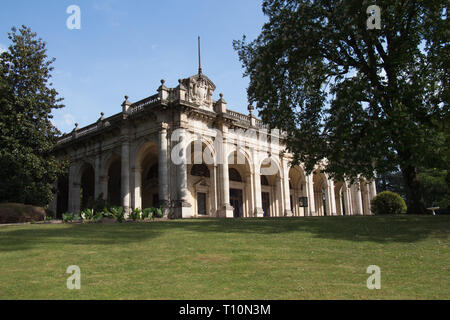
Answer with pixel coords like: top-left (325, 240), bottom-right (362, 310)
top-left (0, 223), bottom-right (163, 252)
top-left (0, 216), bottom-right (448, 253)
top-left (167, 215), bottom-right (450, 244)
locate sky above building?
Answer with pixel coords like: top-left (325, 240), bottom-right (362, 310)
top-left (0, 0), bottom-right (267, 133)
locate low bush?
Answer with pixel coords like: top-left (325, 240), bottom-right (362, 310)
top-left (129, 208), bottom-right (141, 221)
top-left (81, 208), bottom-right (95, 221)
top-left (141, 208), bottom-right (153, 220)
top-left (110, 207), bottom-right (125, 223)
top-left (0, 203), bottom-right (46, 224)
top-left (62, 213), bottom-right (73, 223)
top-left (371, 191), bottom-right (407, 215)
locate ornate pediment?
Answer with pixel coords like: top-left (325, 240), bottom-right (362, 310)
top-left (181, 74), bottom-right (216, 109)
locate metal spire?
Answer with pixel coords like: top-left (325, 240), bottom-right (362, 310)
top-left (198, 36), bottom-right (202, 76)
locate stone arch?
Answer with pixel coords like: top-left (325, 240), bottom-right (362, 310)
top-left (228, 149), bottom-right (253, 218)
top-left (226, 146), bottom-right (253, 171)
top-left (289, 166), bottom-right (308, 217)
top-left (334, 181), bottom-right (350, 216)
top-left (259, 157), bottom-right (283, 217)
top-left (186, 140), bottom-right (216, 216)
top-left (313, 169), bottom-right (329, 216)
top-left (135, 141), bottom-right (159, 209)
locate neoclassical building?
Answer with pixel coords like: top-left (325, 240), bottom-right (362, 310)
top-left (51, 69), bottom-right (377, 219)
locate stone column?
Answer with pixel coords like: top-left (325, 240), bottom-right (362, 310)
top-left (158, 123), bottom-right (169, 215)
top-left (176, 131), bottom-right (192, 218)
top-left (343, 183), bottom-right (352, 215)
top-left (362, 182), bottom-right (371, 215)
top-left (133, 167), bottom-right (142, 210)
top-left (328, 179), bottom-right (337, 216)
top-left (212, 165), bottom-right (218, 216)
top-left (99, 175), bottom-right (108, 201)
top-left (121, 137), bottom-right (131, 214)
top-left (352, 182), bottom-right (363, 215)
top-left (94, 154), bottom-right (102, 199)
top-left (219, 138), bottom-right (234, 218)
top-left (253, 157), bottom-right (264, 217)
top-left (282, 158), bottom-right (293, 217)
top-left (369, 180), bottom-right (377, 200)
top-left (68, 164), bottom-right (80, 214)
top-left (307, 174), bottom-right (316, 216)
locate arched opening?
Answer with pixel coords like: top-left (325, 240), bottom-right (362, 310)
top-left (313, 170), bottom-right (328, 216)
top-left (186, 140), bottom-right (215, 217)
top-left (139, 142), bottom-right (159, 209)
top-left (56, 174), bottom-right (69, 218)
top-left (107, 159), bottom-right (121, 207)
top-left (260, 157), bottom-right (282, 217)
top-left (80, 163), bottom-right (95, 210)
top-left (228, 150), bottom-right (251, 218)
top-left (289, 166), bottom-right (308, 217)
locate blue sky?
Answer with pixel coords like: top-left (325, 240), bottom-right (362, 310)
top-left (0, 0), bottom-right (267, 133)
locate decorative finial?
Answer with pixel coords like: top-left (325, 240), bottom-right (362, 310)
top-left (124, 95), bottom-right (129, 101)
top-left (74, 123), bottom-right (79, 130)
top-left (161, 79), bottom-right (165, 85)
top-left (101, 112), bottom-right (104, 117)
top-left (248, 104), bottom-right (254, 116)
top-left (219, 93), bottom-right (223, 99)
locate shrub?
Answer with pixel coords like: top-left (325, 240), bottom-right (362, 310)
top-left (371, 191), bottom-right (407, 215)
top-left (81, 208), bottom-right (95, 221)
top-left (110, 207), bottom-right (125, 223)
top-left (129, 208), bottom-right (141, 221)
top-left (93, 212), bottom-right (103, 222)
top-left (154, 207), bottom-right (163, 219)
top-left (62, 213), bottom-right (73, 223)
top-left (0, 203), bottom-right (46, 224)
top-left (141, 208), bottom-right (153, 220)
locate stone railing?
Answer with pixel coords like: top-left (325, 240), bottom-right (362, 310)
top-left (76, 123), bottom-right (98, 138)
top-left (129, 94), bottom-right (160, 115)
top-left (226, 109), bottom-right (251, 123)
top-left (57, 135), bottom-right (72, 145)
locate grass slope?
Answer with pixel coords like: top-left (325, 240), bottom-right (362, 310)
top-left (0, 215), bottom-right (448, 300)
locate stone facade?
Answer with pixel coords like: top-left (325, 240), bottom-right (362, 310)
top-left (51, 72), bottom-right (377, 219)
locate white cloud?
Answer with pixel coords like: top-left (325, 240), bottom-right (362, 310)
top-left (0, 43), bottom-right (7, 54)
top-left (52, 113), bottom-right (76, 133)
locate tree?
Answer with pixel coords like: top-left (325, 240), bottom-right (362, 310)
top-left (234, 0), bottom-right (448, 214)
top-left (0, 26), bottom-right (66, 207)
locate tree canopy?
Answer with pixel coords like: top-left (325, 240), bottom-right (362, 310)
top-left (0, 26), bottom-right (66, 207)
top-left (234, 0), bottom-right (448, 214)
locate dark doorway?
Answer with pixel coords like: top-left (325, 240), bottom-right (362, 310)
top-left (56, 175), bottom-right (69, 218)
top-left (230, 188), bottom-right (243, 218)
top-left (108, 161), bottom-right (121, 207)
top-left (197, 192), bottom-right (207, 215)
top-left (262, 192), bottom-right (270, 217)
top-left (81, 164), bottom-right (95, 210)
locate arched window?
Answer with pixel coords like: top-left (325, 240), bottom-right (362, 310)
top-left (261, 175), bottom-right (269, 186)
top-left (229, 168), bottom-right (242, 182)
top-left (191, 164), bottom-right (210, 177)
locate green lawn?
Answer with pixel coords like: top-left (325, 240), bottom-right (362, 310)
top-left (0, 215), bottom-right (449, 300)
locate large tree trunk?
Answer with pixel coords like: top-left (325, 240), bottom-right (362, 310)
top-left (400, 164), bottom-right (427, 214)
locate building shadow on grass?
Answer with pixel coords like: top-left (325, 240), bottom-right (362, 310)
top-left (0, 216), bottom-right (448, 252)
